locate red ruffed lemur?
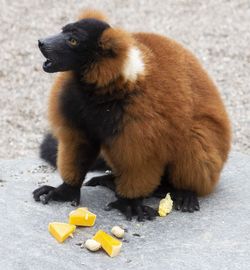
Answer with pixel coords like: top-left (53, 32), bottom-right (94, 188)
top-left (33, 10), bottom-right (231, 221)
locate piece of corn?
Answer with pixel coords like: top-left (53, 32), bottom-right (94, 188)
top-left (93, 230), bottom-right (122, 257)
top-left (48, 222), bottom-right (76, 243)
top-left (158, 193), bottom-right (173, 217)
top-left (69, 207), bottom-right (96, 227)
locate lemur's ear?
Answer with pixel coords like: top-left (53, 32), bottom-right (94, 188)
top-left (84, 27), bottom-right (135, 86)
top-left (77, 9), bottom-right (108, 22)
top-left (99, 28), bottom-right (133, 56)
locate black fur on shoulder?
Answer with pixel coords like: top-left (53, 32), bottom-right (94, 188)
top-left (40, 133), bottom-right (58, 168)
top-left (59, 75), bottom-right (136, 144)
top-left (40, 132), bottom-right (110, 172)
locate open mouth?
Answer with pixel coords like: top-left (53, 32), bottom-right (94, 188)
top-left (42, 57), bottom-right (57, 73)
top-left (39, 46), bottom-right (57, 73)
top-left (43, 59), bottom-right (53, 69)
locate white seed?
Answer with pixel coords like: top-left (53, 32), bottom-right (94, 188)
top-left (84, 239), bottom-right (101, 252)
top-left (111, 226), bottom-right (125, 238)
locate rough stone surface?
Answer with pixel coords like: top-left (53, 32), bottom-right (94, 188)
top-left (0, 0), bottom-right (250, 159)
top-left (0, 151), bottom-right (250, 270)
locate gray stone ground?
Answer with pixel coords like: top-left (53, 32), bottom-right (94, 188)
top-left (0, 0), bottom-right (249, 159)
top-left (0, 151), bottom-right (250, 270)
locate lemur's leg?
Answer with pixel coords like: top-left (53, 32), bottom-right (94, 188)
top-left (39, 132), bottom-right (111, 172)
top-left (33, 132), bottom-right (100, 206)
top-left (168, 129), bottom-right (225, 213)
top-left (105, 164), bottom-right (163, 221)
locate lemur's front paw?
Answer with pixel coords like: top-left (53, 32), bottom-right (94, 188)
top-left (105, 197), bottom-right (158, 222)
top-left (33, 183), bottom-right (81, 206)
top-left (171, 190), bottom-right (200, 213)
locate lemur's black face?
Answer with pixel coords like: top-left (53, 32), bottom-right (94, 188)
top-left (38, 19), bottom-right (110, 73)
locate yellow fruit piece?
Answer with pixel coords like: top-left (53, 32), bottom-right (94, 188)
top-left (48, 222), bottom-right (76, 243)
top-left (158, 193), bottom-right (173, 217)
top-left (93, 230), bottom-right (122, 257)
top-left (69, 207), bottom-right (96, 227)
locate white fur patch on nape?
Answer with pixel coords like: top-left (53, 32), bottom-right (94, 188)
top-left (122, 47), bottom-right (145, 82)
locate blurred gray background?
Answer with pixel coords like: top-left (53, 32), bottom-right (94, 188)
top-left (0, 0), bottom-right (249, 159)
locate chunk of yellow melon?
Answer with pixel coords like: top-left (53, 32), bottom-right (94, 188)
top-left (93, 230), bottom-right (122, 257)
top-left (48, 222), bottom-right (76, 243)
top-left (69, 207), bottom-right (96, 227)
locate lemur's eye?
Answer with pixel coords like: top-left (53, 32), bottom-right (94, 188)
top-left (68, 38), bottom-right (79, 46)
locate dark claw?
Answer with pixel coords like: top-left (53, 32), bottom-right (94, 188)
top-left (135, 205), bottom-right (144, 222)
top-left (71, 197), bottom-right (80, 207)
top-left (181, 197), bottom-right (189, 212)
top-left (188, 202), bottom-right (194, 213)
top-left (193, 195), bottom-right (200, 210)
top-left (105, 200), bottom-right (120, 211)
top-left (195, 204), bottom-right (200, 211)
top-left (104, 204), bottom-right (113, 211)
top-left (40, 190), bottom-right (54, 204)
top-left (174, 195), bottom-right (183, 211)
top-left (105, 197), bottom-right (158, 221)
top-left (125, 205), bottom-right (133, 221)
top-left (171, 190), bottom-right (199, 213)
top-left (142, 205), bottom-right (158, 220)
top-left (188, 196), bottom-right (195, 213)
top-left (173, 189), bottom-right (184, 210)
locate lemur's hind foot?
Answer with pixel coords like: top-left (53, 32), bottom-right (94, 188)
top-left (86, 175), bottom-right (158, 221)
top-left (171, 189), bottom-right (200, 213)
top-left (105, 197), bottom-right (158, 222)
top-left (153, 184), bottom-right (200, 213)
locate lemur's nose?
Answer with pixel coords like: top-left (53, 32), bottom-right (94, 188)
top-left (38, 39), bottom-right (44, 48)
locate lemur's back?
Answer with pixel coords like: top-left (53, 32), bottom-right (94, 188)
top-left (134, 32), bottom-right (231, 156)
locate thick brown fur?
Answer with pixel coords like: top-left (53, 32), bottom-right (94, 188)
top-left (48, 10), bottom-right (231, 198)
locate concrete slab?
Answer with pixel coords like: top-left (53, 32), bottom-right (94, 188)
top-left (0, 152), bottom-right (250, 270)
